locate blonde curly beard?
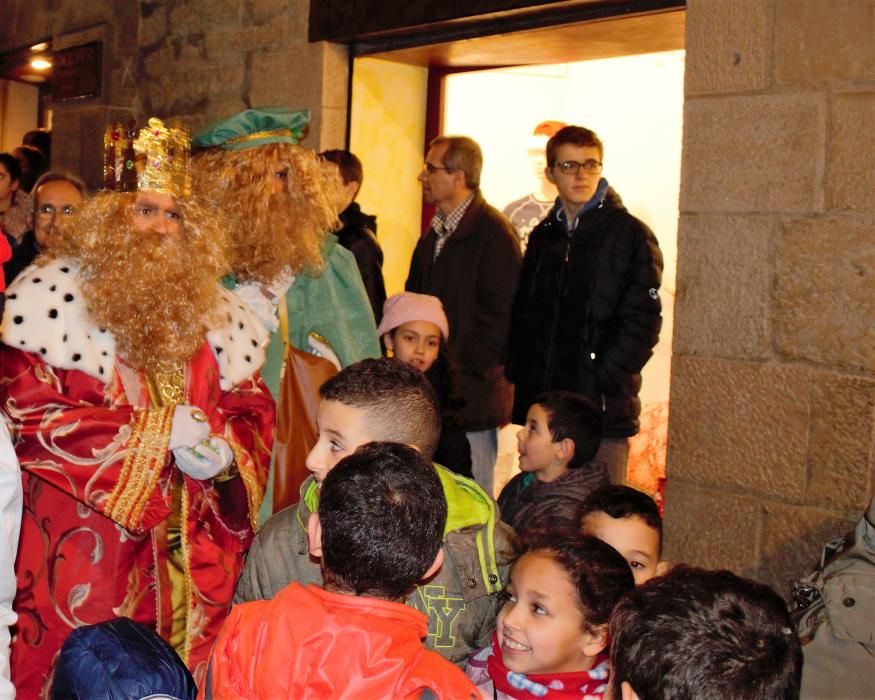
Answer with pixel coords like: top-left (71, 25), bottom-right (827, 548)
top-left (45, 191), bottom-right (229, 374)
top-left (191, 143), bottom-right (340, 284)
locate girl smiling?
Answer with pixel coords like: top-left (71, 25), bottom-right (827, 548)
top-left (467, 532), bottom-right (633, 699)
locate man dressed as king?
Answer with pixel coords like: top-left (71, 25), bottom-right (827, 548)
top-left (0, 118), bottom-right (275, 696)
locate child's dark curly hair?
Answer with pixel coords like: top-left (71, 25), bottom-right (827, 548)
top-left (512, 528), bottom-right (635, 632)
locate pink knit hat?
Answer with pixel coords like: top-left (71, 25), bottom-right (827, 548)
top-left (377, 292), bottom-right (450, 340)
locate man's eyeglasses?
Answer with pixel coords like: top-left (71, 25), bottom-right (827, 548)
top-left (36, 204), bottom-right (77, 218)
top-left (556, 159), bottom-right (603, 175)
top-left (423, 163), bottom-right (455, 175)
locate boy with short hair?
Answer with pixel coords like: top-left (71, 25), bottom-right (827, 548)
top-left (234, 358), bottom-right (513, 666)
top-left (202, 443), bottom-right (478, 699)
top-left (578, 484), bottom-right (667, 586)
top-left (609, 566), bottom-right (803, 700)
top-left (498, 391), bottom-right (608, 533)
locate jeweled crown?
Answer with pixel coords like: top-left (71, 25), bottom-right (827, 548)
top-left (103, 117), bottom-right (191, 197)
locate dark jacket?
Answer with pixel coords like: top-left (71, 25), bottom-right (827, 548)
top-left (406, 192), bottom-right (522, 431)
top-left (51, 617), bottom-right (196, 700)
top-left (336, 202), bottom-right (386, 325)
top-left (427, 359), bottom-right (473, 479)
top-left (497, 465), bottom-right (609, 534)
top-left (506, 185), bottom-right (662, 436)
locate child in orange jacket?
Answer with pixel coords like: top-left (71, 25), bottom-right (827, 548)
top-left (200, 442), bottom-right (477, 700)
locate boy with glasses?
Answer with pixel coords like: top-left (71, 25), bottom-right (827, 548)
top-left (506, 126), bottom-right (663, 486)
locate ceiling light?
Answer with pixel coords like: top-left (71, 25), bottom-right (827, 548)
top-left (31, 58), bottom-right (52, 70)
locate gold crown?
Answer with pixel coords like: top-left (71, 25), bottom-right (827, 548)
top-left (103, 117), bottom-right (191, 197)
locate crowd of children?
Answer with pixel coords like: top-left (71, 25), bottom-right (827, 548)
top-left (203, 351), bottom-right (803, 699)
top-left (32, 301), bottom-right (811, 699)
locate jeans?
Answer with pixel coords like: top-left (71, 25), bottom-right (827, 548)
top-left (589, 437), bottom-right (630, 485)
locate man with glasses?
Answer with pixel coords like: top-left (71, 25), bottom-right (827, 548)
top-left (2, 171), bottom-right (85, 285)
top-left (407, 135), bottom-right (521, 497)
top-left (507, 126), bottom-right (663, 486)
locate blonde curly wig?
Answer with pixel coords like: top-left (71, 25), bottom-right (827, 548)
top-left (191, 143), bottom-right (340, 284)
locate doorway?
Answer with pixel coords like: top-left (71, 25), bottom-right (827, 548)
top-left (349, 8), bottom-right (684, 498)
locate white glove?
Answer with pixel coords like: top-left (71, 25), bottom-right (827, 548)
top-left (173, 437), bottom-right (234, 480)
top-left (169, 405), bottom-right (212, 450)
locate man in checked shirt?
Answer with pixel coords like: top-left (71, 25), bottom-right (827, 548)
top-left (406, 135), bottom-right (521, 498)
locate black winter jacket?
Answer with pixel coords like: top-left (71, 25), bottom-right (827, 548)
top-left (506, 185), bottom-right (662, 437)
top-left (407, 192), bottom-right (522, 431)
top-left (336, 202), bottom-right (386, 325)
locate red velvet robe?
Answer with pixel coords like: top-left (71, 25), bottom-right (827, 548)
top-left (1, 341), bottom-right (274, 698)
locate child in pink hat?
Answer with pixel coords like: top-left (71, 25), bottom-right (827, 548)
top-left (377, 292), bottom-right (472, 478)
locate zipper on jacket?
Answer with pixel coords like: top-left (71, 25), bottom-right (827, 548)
top-left (544, 232), bottom-right (572, 388)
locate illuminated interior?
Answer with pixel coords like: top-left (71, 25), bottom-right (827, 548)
top-left (351, 49), bottom-right (684, 495)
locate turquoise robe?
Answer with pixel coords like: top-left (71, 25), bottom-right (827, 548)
top-left (225, 234), bottom-right (381, 521)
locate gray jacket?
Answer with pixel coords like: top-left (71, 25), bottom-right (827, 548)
top-left (792, 495), bottom-right (875, 699)
top-left (497, 465), bottom-right (609, 534)
top-left (234, 467), bottom-right (515, 667)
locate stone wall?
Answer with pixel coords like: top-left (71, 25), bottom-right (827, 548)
top-left (138, 0), bottom-right (348, 148)
top-left (2, 0), bottom-right (141, 188)
top-left (665, 0), bottom-right (875, 592)
top-left (2, 0), bottom-right (349, 190)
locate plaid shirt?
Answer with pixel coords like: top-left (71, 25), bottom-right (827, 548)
top-left (430, 193), bottom-right (475, 261)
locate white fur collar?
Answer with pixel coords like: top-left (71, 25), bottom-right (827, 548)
top-left (207, 287), bottom-right (270, 390)
top-left (2, 259), bottom-right (269, 391)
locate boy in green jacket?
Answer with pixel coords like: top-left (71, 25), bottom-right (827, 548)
top-left (234, 358), bottom-right (514, 667)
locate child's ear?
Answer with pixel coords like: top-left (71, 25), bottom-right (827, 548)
top-left (307, 512), bottom-right (324, 559)
top-left (556, 437), bottom-right (575, 463)
top-left (580, 623), bottom-right (609, 657)
top-left (421, 548), bottom-right (444, 581)
top-left (382, 333), bottom-right (394, 353)
top-left (620, 681), bottom-right (640, 700)
top-left (656, 560), bottom-right (671, 576)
